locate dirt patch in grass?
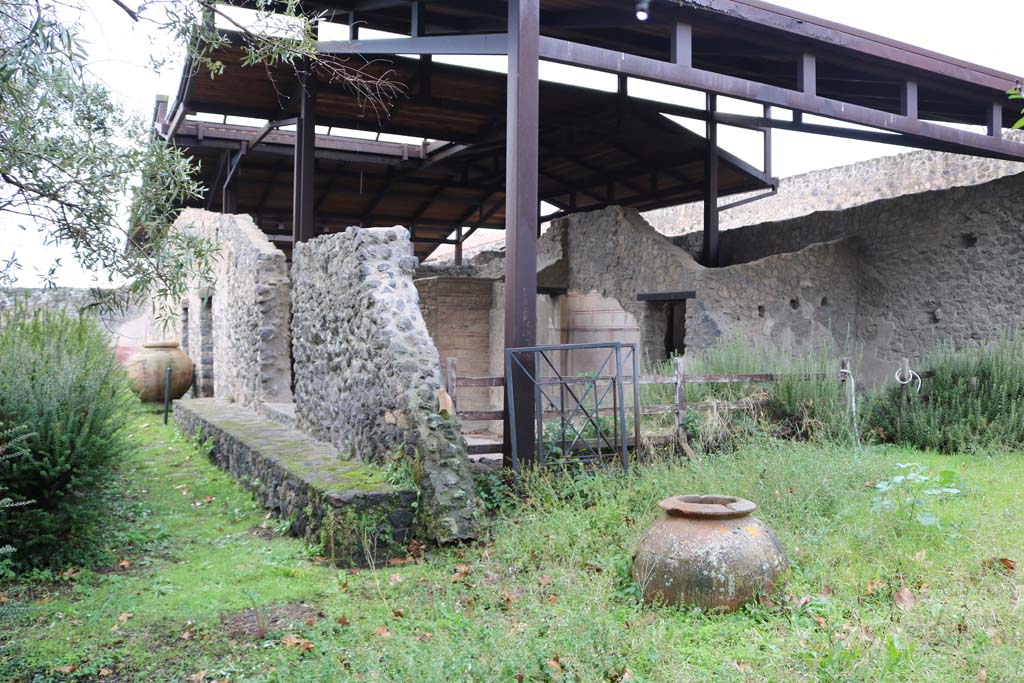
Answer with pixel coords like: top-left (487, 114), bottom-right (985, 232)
top-left (220, 602), bottom-right (323, 641)
top-left (248, 523), bottom-right (279, 540)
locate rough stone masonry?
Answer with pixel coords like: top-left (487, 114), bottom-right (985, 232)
top-left (291, 226), bottom-right (481, 543)
top-left (173, 209), bottom-right (292, 410)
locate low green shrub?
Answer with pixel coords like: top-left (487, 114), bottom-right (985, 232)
top-left (866, 328), bottom-right (1024, 453)
top-left (0, 303), bottom-right (136, 570)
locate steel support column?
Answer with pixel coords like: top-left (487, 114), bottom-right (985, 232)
top-left (503, 0), bottom-right (539, 469)
top-left (292, 67), bottom-right (317, 244)
top-left (703, 93), bottom-right (720, 267)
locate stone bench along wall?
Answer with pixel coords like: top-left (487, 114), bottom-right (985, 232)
top-left (174, 398), bottom-right (416, 566)
top-left (291, 227), bottom-right (480, 543)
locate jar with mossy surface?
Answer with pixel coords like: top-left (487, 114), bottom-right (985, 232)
top-left (125, 341), bottom-right (194, 402)
top-left (633, 495), bottom-right (788, 612)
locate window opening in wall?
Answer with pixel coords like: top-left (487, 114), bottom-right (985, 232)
top-left (820, 296), bottom-right (829, 308)
top-left (664, 301), bottom-right (687, 358)
top-left (790, 298), bottom-right (800, 310)
top-left (637, 291), bottom-right (694, 361)
top-left (960, 233), bottom-right (978, 249)
top-left (757, 305), bottom-right (765, 318)
top-left (198, 295), bottom-right (214, 397)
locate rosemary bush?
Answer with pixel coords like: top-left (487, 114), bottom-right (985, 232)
top-left (866, 329), bottom-right (1024, 453)
top-left (0, 303), bottom-right (135, 570)
top-left (643, 337), bottom-right (856, 448)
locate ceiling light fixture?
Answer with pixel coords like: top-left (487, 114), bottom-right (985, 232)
top-left (636, 1), bottom-right (651, 21)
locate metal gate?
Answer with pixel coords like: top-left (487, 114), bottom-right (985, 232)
top-left (505, 342), bottom-right (640, 478)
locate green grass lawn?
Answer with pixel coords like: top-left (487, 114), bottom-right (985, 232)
top-left (2, 413), bottom-right (1023, 682)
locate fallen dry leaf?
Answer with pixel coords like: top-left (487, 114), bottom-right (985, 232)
top-left (813, 615), bottom-right (827, 628)
top-left (451, 564), bottom-right (470, 583)
top-left (388, 573), bottom-right (404, 586)
top-left (337, 614), bottom-right (351, 627)
top-left (281, 634), bottom-right (314, 650)
top-left (98, 667), bottom-right (114, 677)
top-left (186, 670), bottom-right (208, 682)
top-left (393, 609), bottom-right (405, 618)
top-left (55, 665), bottom-right (77, 674)
top-left (118, 559), bottom-right (131, 570)
top-left (374, 626), bottom-right (393, 638)
top-left (417, 632), bottom-right (433, 642)
top-left (978, 667), bottom-right (988, 682)
top-left (821, 585), bottom-right (833, 598)
top-left (734, 661), bottom-right (752, 672)
top-left (387, 556), bottom-right (413, 566)
top-left (180, 630), bottom-right (194, 640)
top-left (611, 666), bottom-right (634, 681)
top-left (912, 549), bottom-right (928, 562)
top-left (998, 558), bottom-right (1016, 573)
top-left (515, 674), bottom-right (525, 683)
top-left (547, 655), bottom-right (563, 677)
top-left (548, 594), bottom-right (558, 604)
top-left (60, 567), bottom-right (78, 580)
top-left (118, 612), bottom-right (133, 623)
top-left (894, 580), bottom-right (919, 612)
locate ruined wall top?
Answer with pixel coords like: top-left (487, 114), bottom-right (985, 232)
top-left (645, 142), bottom-right (1024, 237)
top-left (172, 209), bottom-right (292, 409)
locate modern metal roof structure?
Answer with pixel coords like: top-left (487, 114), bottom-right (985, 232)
top-left (159, 0), bottom-right (1024, 462)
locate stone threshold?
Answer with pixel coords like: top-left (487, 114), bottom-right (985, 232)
top-left (173, 398), bottom-right (416, 566)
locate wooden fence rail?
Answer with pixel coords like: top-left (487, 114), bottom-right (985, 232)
top-left (444, 356), bottom-right (867, 455)
top-left (445, 355), bottom-right (934, 456)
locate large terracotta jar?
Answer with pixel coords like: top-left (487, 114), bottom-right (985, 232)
top-left (125, 341), bottom-right (194, 403)
top-left (633, 495), bottom-right (788, 612)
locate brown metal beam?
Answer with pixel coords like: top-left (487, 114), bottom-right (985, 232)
top-left (318, 33), bottom-right (509, 55)
top-left (504, 0), bottom-right (539, 469)
top-left (989, 103), bottom-right (1003, 138)
top-left (670, 22), bottom-right (692, 67)
top-left (703, 93), bottom-right (719, 267)
top-left (536, 36), bottom-right (1024, 162)
top-left (900, 81), bottom-right (919, 119)
top-left (292, 68), bottom-right (317, 244)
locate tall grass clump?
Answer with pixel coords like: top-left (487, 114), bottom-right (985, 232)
top-left (866, 328), bottom-right (1024, 453)
top-left (643, 336), bottom-right (857, 448)
top-left (0, 303), bottom-right (136, 571)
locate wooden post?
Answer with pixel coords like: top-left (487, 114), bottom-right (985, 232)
top-left (502, 0), bottom-right (540, 469)
top-left (899, 357), bottom-right (910, 415)
top-left (675, 356), bottom-right (694, 457)
top-left (840, 357), bottom-right (851, 405)
top-left (446, 357), bottom-right (458, 411)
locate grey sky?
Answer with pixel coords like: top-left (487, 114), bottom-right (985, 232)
top-left (4, 0), bottom-right (1021, 286)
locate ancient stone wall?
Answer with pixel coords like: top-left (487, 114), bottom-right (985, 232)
top-left (544, 207), bottom-right (860, 366)
top-left (291, 227), bottom-right (480, 543)
top-left (536, 171), bottom-right (1024, 383)
top-left (646, 144), bottom-right (1024, 239)
top-left (416, 277), bottom-right (495, 431)
top-left (173, 209), bottom-right (292, 409)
